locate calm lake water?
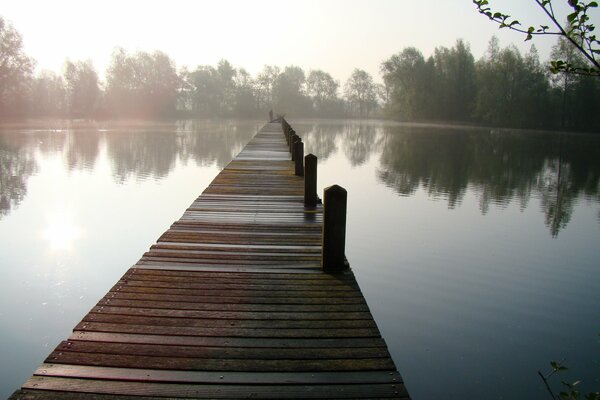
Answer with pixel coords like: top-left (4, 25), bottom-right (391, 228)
top-left (0, 119), bottom-right (599, 399)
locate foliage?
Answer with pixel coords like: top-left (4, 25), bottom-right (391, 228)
top-left (475, 39), bottom-right (553, 127)
top-left (381, 47), bottom-right (431, 120)
top-left (344, 69), bottom-right (378, 117)
top-left (0, 16), bottom-right (34, 117)
top-left (3, 12), bottom-right (600, 128)
top-left (30, 70), bottom-right (66, 117)
top-left (272, 66), bottom-right (312, 116)
top-left (473, 0), bottom-right (600, 76)
top-left (538, 360), bottom-right (600, 400)
top-left (306, 70), bottom-right (340, 116)
top-left (64, 60), bottom-right (100, 118)
top-left (105, 48), bottom-right (179, 117)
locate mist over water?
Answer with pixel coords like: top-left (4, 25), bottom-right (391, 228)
top-left (1, 119), bottom-right (599, 399)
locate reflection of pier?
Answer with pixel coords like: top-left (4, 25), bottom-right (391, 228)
top-left (11, 121), bottom-right (409, 399)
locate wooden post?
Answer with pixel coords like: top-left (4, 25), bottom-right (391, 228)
top-left (294, 141), bottom-right (304, 176)
top-left (290, 134), bottom-right (299, 157)
top-left (304, 154), bottom-right (317, 206)
top-left (322, 185), bottom-right (348, 273)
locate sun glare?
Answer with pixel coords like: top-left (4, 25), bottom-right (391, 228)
top-left (42, 212), bottom-right (82, 251)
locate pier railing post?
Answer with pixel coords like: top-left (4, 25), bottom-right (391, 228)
top-left (304, 154), bottom-right (317, 206)
top-left (322, 185), bottom-right (348, 273)
top-left (294, 141), bottom-right (304, 176)
top-left (290, 135), bottom-right (300, 159)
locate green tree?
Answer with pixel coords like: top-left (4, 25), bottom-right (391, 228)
top-left (380, 48), bottom-right (433, 120)
top-left (64, 60), bottom-right (100, 118)
top-left (474, 38), bottom-right (549, 128)
top-left (255, 65), bottom-right (280, 112)
top-left (106, 48), bottom-right (179, 117)
top-left (473, 0), bottom-right (600, 76)
top-left (216, 59), bottom-right (236, 114)
top-left (344, 68), bottom-right (377, 118)
top-left (306, 69), bottom-right (339, 116)
top-left (432, 39), bottom-right (477, 121)
top-left (273, 66), bottom-right (311, 116)
top-left (30, 70), bottom-right (66, 117)
top-left (187, 65), bottom-right (220, 115)
top-left (0, 16), bottom-right (34, 118)
top-left (233, 67), bottom-right (256, 116)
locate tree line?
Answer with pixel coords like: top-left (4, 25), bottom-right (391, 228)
top-left (1, 15), bottom-right (599, 130)
top-left (381, 37), bottom-right (600, 130)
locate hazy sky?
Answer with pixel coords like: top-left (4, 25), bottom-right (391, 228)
top-left (3, 0), bottom-right (598, 83)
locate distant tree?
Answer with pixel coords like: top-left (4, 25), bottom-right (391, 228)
top-left (30, 70), bottom-right (67, 117)
top-left (550, 35), bottom-right (591, 127)
top-left (344, 69), bottom-right (377, 118)
top-left (64, 60), bottom-right (100, 118)
top-left (106, 48), bottom-right (179, 117)
top-left (306, 70), bottom-right (339, 116)
top-left (380, 48), bottom-right (433, 120)
top-left (255, 65), bottom-right (280, 111)
top-left (0, 16), bottom-right (34, 118)
top-left (187, 65), bottom-right (220, 115)
top-left (176, 66), bottom-right (193, 113)
top-left (233, 68), bottom-right (256, 116)
top-left (216, 59), bottom-right (236, 114)
top-left (473, 0), bottom-right (600, 76)
top-left (273, 66), bottom-right (311, 116)
top-left (474, 38), bottom-right (551, 128)
top-left (432, 39), bottom-right (477, 121)
top-left (522, 45), bottom-right (554, 128)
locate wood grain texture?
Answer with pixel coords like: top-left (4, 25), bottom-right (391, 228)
top-left (11, 121), bottom-right (410, 399)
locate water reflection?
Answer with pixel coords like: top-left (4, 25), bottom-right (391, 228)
top-left (0, 134), bottom-right (37, 218)
top-left (42, 211), bottom-right (82, 251)
top-left (296, 121), bottom-right (600, 237)
top-left (0, 120), bottom-right (258, 217)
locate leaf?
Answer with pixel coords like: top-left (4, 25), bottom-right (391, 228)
top-left (589, 1), bottom-right (598, 7)
top-left (526, 33), bottom-right (533, 41)
top-left (568, 11), bottom-right (580, 23)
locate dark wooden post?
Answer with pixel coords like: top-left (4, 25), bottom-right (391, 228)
top-left (290, 135), bottom-right (299, 157)
top-left (322, 185), bottom-right (348, 273)
top-left (294, 141), bottom-right (304, 176)
top-left (304, 154), bottom-right (317, 206)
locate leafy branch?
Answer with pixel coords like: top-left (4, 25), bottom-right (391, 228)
top-left (538, 360), bottom-right (600, 400)
top-left (473, 0), bottom-right (600, 76)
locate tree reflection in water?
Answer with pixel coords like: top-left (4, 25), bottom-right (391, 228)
top-left (0, 120), bottom-right (258, 218)
top-left (0, 134), bottom-right (37, 218)
top-left (376, 126), bottom-right (600, 237)
top-left (295, 120), bottom-right (600, 237)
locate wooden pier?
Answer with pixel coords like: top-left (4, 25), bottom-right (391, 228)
top-left (10, 121), bottom-right (410, 399)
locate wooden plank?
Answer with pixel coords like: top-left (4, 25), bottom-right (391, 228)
top-left (20, 377), bottom-right (408, 398)
top-left (68, 331), bottom-right (388, 348)
top-left (53, 341), bottom-right (392, 360)
top-left (90, 306), bottom-right (373, 321)
top-left (73, 321), bottom-right (382, 338)
top-left (45, 352), bottom-right (395, 372)
top-left (32, 363), bottom-right (403, 384)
